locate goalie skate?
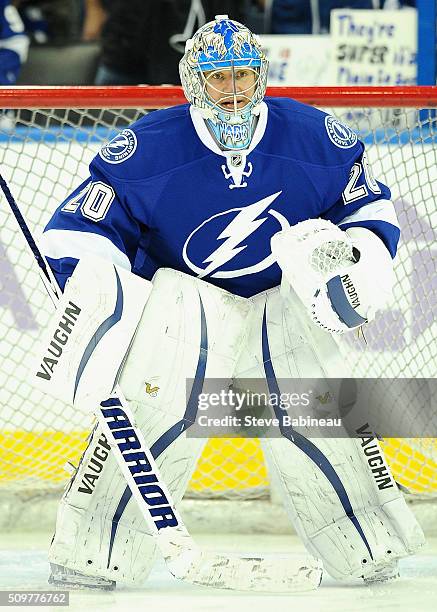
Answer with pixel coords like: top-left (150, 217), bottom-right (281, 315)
top-left (48, 562), bottom-right (116, 591)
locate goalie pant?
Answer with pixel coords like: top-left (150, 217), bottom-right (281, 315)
top-left (47, 265), bottom-right (425, 586)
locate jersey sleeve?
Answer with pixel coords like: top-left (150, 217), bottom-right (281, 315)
top-left (321, 142), bottom-right (400, 258)
top-left (40, 159), bottom-right (143, 291)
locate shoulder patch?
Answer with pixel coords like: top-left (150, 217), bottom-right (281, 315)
top-left (324, 115), bottom-right (357, 149)
top-left (99, 129), bottom-right (137, 164)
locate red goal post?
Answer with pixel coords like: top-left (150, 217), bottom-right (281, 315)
top-left (0, 85), bottom-right (437, 108)
top-left (0, 86), bottom-right (435, 522)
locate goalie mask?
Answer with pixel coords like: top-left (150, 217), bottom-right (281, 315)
top-left (179, 15), bottom-right (268, 151)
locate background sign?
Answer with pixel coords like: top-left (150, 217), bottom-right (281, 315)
top-left (261, 8), bottom-right (417, 88)
top-left (330, 8), bottom-right (417, 86)
top-left (260, 35), bottom-right (332, 86)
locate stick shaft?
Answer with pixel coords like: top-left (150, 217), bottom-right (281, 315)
top-left (0, 172), bottom-right (60, 304)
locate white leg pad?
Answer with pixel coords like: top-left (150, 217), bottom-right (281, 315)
top-left (262, 437), bottom-right (425, 582)
top-left (235, 284), bottom-right (425, 582)
top-left (49, 268), bottom-right (250, 585)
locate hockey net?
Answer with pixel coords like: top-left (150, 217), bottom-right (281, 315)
top-left (0, 86), bottom-right (435, 530)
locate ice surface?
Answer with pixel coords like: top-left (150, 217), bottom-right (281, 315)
top-left (0, 532), bottom-right (436, 612)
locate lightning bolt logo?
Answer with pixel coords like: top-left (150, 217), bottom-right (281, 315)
top-left (199, 193), bottom-right (280, 278)
top-left (99, 129), bottom-right (137, 164)
top-left (335, 124), bottom-right (349, 139)
top-left (183, 191), bottom-right (288, 279)
top-left (107, 135), bottom-right (130, 152)
top-left (325, 116), bottom-right (357, 149)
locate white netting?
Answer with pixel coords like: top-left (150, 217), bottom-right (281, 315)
top-left (0, 100), bottom-right (435, 513)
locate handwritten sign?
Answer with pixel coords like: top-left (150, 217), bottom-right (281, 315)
top-left (331, 8), bottom-right (417, 86)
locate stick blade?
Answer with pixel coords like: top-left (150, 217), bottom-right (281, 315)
top-left (168, 548), bottom-right (323, 592)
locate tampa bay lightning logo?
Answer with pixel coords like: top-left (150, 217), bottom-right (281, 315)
top-left (99, 129), bottom-right (137, 164)
top-left (182, 192), bottom-right (290, 279)
top-left (325, 116), bottom-right (357, 149)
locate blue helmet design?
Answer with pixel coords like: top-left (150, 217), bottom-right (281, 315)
top-left (195, 20), bottom-right (262, 70)
top-left (179, 15), bottom-right (268, 151)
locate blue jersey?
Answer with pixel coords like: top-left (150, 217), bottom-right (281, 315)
top-left (42, 97), bottom-right (400, 298)
top-left (0, 0), bottom-right (28, 85)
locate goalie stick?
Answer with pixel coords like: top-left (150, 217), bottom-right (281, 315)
top-left (0, 171), bottom-right (323, 593)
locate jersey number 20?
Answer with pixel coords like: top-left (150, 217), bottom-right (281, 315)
top-left (342, 152), bottom-right (381, 205)
top-left (61, 181), bottom-right (115, 221)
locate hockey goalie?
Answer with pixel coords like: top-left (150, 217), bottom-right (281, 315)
top-left (33, 15), bottom-right (424, 591)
